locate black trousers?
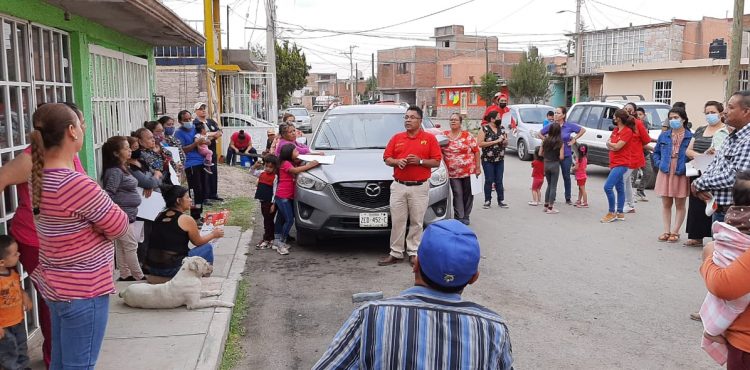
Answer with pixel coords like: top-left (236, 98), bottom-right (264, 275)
top-left (260, 201), bottom-right (276, 241)
top-left (449, 177), bottom-right (473, 222)
top-left (206, 146), bottom-right (218, 198)
top-left (186, 165), bottom-right (208, 219)
top-left (226, 147), bottom-right (258, 166)
top-left (686, 176), bottom-right (712, 240)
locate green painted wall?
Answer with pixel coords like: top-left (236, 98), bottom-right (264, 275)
top-left (1, 0), bottom-right (157, 174)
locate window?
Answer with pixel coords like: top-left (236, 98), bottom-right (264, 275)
top-left (653, 80), bottom-right (672, 105)
top-left (397, 63), bottom-right (408, 74)
top-left (221, 72), bottom-right (273, 124)
top-left (740, 70), bottom-right (749, 91)
top-left (443, 64), bottom-right (452, 78)
top-left (89, 45), bottom-right (150, 178)
top-left (582, 106), bottom-right (604, 129)
top-left (443, 40), bottom-right (450, 48)
top-left (470, 91), bottom-right (478, 105)
top-left (567, 105), bottom-right (587, 125)
top-left (440, 90), bottom-right (447, 105)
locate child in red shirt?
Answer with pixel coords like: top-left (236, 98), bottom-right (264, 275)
top-left (573, 144), bottom-right (589, 208)
top-left (529, 147), bottom-right (544, 206)
top-left (0, 235), bottom-right (32, 370)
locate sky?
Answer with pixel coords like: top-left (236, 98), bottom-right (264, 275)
top-left (161, 0), bottom-right (749, 78)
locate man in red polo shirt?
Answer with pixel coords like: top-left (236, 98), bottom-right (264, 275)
top-left (379, 106), bottom-right (442, 267)
top-left (482, 92), bottom-right (510, 126)
top-left (623, 102), bottom-right (652, 213)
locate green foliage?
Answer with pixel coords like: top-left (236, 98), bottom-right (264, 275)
top-left (474, 72), bottom-right (499, 107)
top-left (365, 76), bottom-right (378, 98)
top-left (220, 278), bottom-right (249, 370)
top-left (276, 41), bottom-right (310, 107)
top-left (507, 46), bottom-right (550, 104)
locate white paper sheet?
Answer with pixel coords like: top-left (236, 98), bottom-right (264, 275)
top-left (692, 153), bottom-right (715, 173)
top-left (136, 187), bottom-right (165, 221)
top-left (298, 154), bottom-right (335, 165)
top-left (470, 173), bottom-right (484, 196)
top-left (164, 147), bottom-right (181, 164)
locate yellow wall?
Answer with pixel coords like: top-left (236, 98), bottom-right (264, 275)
top-left (603, 66), bottom-right (727, 127)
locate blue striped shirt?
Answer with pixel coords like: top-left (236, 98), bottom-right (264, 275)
top-left (312, 286), bottom-right (513, 370)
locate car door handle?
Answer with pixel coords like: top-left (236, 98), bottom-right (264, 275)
top-left (596, 135), bottom-right (603, 138)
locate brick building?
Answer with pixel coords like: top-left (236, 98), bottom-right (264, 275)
top-left (377, 25), bottom-right (523, 114)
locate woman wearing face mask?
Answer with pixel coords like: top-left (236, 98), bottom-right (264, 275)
top-left (134, 125), bottom-right (174, 185)
top-left (157, 115), bottom-right (187, 164)
top-left (683, 101), bottom-right (726, 247)
top-left (173, 109), bottom-right (209, 220)
top-left (653, 108), bottom-right (693, 243)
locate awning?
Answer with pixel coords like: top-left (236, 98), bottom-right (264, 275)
top-left (47, 0), bottom-right (204, 46)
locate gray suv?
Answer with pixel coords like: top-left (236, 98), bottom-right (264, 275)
top-left (293, 104), bottom-right (451, 245)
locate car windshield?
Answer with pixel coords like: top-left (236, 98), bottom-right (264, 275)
top-left (519, 108), bottom-right (551, 124)
top-left (641, 106), bottom-right (670, 129)
top-left (312, 113), bottom-right (406, 150)
top-left (288, 108), bottom-right (309, 117)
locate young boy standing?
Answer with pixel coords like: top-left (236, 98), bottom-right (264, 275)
top-left (0, 235), bottom-right (32, 370)
top-left (251, 155), bottom-right (279, 249)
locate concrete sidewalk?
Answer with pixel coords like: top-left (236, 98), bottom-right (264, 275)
top-left (29, 226), bottom-right (251, 370)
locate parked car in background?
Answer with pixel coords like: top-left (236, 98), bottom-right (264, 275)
top-left (218, 113), bottom-right (276, 164)
top-left (501, 104), bottom-right (555, 160)
top-left (293, 104), bottom-right (451, 245)
top-left (566, 98), bottom-right (671, 189)
top-left (285, 107), bottom-right (313, 133)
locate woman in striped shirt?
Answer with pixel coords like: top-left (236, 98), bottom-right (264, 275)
top-left (30, 103), bottom-right (129, 369)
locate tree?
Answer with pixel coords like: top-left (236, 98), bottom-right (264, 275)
top-left (364, 76), bottom-right (378, 99)
top-left (474, 72), bottom-right (499, 107)
top-left (507, 46), bottom-right (550, 104)
top-left (276, 41), bottom-right (310, 106)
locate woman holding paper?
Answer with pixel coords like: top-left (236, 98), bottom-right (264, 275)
top-left (101, 136), bottom-right (145, 281)
top-left (144, 184), bottom-right (224, 283)
top-left (684, 101), bottom-right (726, 248)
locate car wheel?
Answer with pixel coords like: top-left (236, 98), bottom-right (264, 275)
top-left (517, 139), bottom-right (532, 161)
top-left (296, 227), bottom-right (317, 246)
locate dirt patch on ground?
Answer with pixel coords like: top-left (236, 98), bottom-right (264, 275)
top-left (217, 163), bottom-right (257, 199)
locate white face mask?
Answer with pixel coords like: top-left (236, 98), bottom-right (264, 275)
top-left (706, 113), bottom-right (721, 126)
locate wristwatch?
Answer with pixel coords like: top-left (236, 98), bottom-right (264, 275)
top-left (419, 159), bottom-right (423, 166)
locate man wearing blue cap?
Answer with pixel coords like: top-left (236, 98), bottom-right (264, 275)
top-left (313, 220), bottom-right (513, 370)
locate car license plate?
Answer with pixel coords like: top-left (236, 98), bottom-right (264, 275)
top-left (359, 212), bottom-right (388, 228)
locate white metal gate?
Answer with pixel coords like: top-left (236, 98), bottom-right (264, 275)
top-left (89, 44), bottom-right (150, 178)
top-left (220, 72), bottom-right (273, 124)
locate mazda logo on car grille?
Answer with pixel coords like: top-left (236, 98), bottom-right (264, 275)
top-left (365, 183), bottom-right (381, 197)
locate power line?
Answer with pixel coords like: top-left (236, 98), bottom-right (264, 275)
top-left (587, 0), bottom-right (619, 28)
top-left (583, 0), bottom-right (599, 31)
top-left (589, 0), bottom-right (670, 23)
top-left (479, 0), bottom-right (538, 32)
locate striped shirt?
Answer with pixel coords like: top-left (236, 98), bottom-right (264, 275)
top-left (694, 124), bottom-right (750, 207)
top-left (31, 168), bottom-right (128, 301)
top-left (312, 286), bottom-right (513, 370)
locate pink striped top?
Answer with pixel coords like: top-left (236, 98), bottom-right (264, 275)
top-left (31, 168), bottom-right (128, 301)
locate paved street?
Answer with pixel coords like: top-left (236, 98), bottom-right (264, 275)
top-left (241, 152), bottom-right (718, 369)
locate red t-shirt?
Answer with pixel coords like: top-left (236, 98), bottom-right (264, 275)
top-left (383, 130), bottom-right (442, 182)
top-left (627, 119), bottom-right (650, 169)
top-left (531, 159), bottom-right (544, 179)
top-left (276, 161), bottom-right (295, 199)
top-left (231, 132), bottom-right (252, 149)
top-left (609, 126), bottom-right (634, 168)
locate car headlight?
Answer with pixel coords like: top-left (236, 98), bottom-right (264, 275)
top-left (429, 163), bottom-right (448, 187)
top-left (297, 172), bottom-right (327, 191)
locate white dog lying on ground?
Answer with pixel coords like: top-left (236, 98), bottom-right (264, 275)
top-left (119, 256), bottom-right (235, 310)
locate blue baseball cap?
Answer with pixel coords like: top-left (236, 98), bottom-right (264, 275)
top-left (417, 220), bottom-right (481, 288)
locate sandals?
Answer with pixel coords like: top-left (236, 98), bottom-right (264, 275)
top-left (667, 233), bottom-right (680, 243)
top-left (658, 233), bottom-right (671, 242)
top-left (683, 240), bottom-right (703, 247)
top-left (255, 240), bottom-right (272, 250)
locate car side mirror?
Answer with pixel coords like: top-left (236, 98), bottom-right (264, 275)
top-left (609, 125), bottom-right (615, 131)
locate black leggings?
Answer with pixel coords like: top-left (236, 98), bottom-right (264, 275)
top-left (185, 165), bottom-right (207, 219)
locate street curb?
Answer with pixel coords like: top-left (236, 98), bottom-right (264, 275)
top-left (195, 228), bottom-right (252, 370)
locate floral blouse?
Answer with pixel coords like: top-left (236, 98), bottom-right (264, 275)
top-left (480, 124), bottom-right (506, 162)
top-left (442, 131), bottom-right (479, 178)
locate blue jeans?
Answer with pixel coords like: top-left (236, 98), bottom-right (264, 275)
top-left (560, 155), bottom-right (573, 202)
top-left (482, 161), bottom-right (505, 203)
top-left (148, 244), bottom-right (214, 278)
top-left (604, 166), bottom-right (628, 213)
top-left (46, 295), bottom-right (109, 370)
top-left (713, 211), bottom-right (726, 223)
top-left (274, 198), bottom-right (295, 242)
top-left (0, 321), bottom-right (28, 370)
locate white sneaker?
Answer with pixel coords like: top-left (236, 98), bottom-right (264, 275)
top-left (623, 205), bottom-right (636, 214)
top-left (276, 243), bottom-right (290, 255)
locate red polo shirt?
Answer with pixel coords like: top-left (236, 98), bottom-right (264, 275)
top-left (609, 126), bottom-right (634, 168)
top-left (383, 130), bottom-right (442, 182)
top-left (627, 119), bottom-right (651, 169)
top-left (231, 132), bottom-right (252, 149)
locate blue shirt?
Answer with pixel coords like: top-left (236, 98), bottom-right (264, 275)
top-left (174, 127), bottom-right (203, 168)
top-left (542, 118), bottom-right (551, 127)
top-left (312, 286), bottom-right (513, 370)
top-left (540, 121), bottom-right (583, 158)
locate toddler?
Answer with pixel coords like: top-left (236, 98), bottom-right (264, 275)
top-left (528, 147), bottom-right (543, 206)
top-left (573, 144), bottom-right (589, 208)
top-left (699, 170), bottom-right (750, 364)
top-left (251, 155), bottom-right (278, 250)
top-left (194, 123), bottom-right (217, 174)
top-left (0, 235), bottom-right (32, 370)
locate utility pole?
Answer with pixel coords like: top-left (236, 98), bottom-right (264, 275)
top-left (343, 45), bottom-right (357, 105)
top-left (573, 0), bottom-right (582, 104)
top-left (727, 0), bottom-right (745, 101)
top-left (485, 38), bottom-right (489, 76)
top-left (265, 0), bottom-right (278, 123)
top-left (226, 5), bottom-right (229, 51)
